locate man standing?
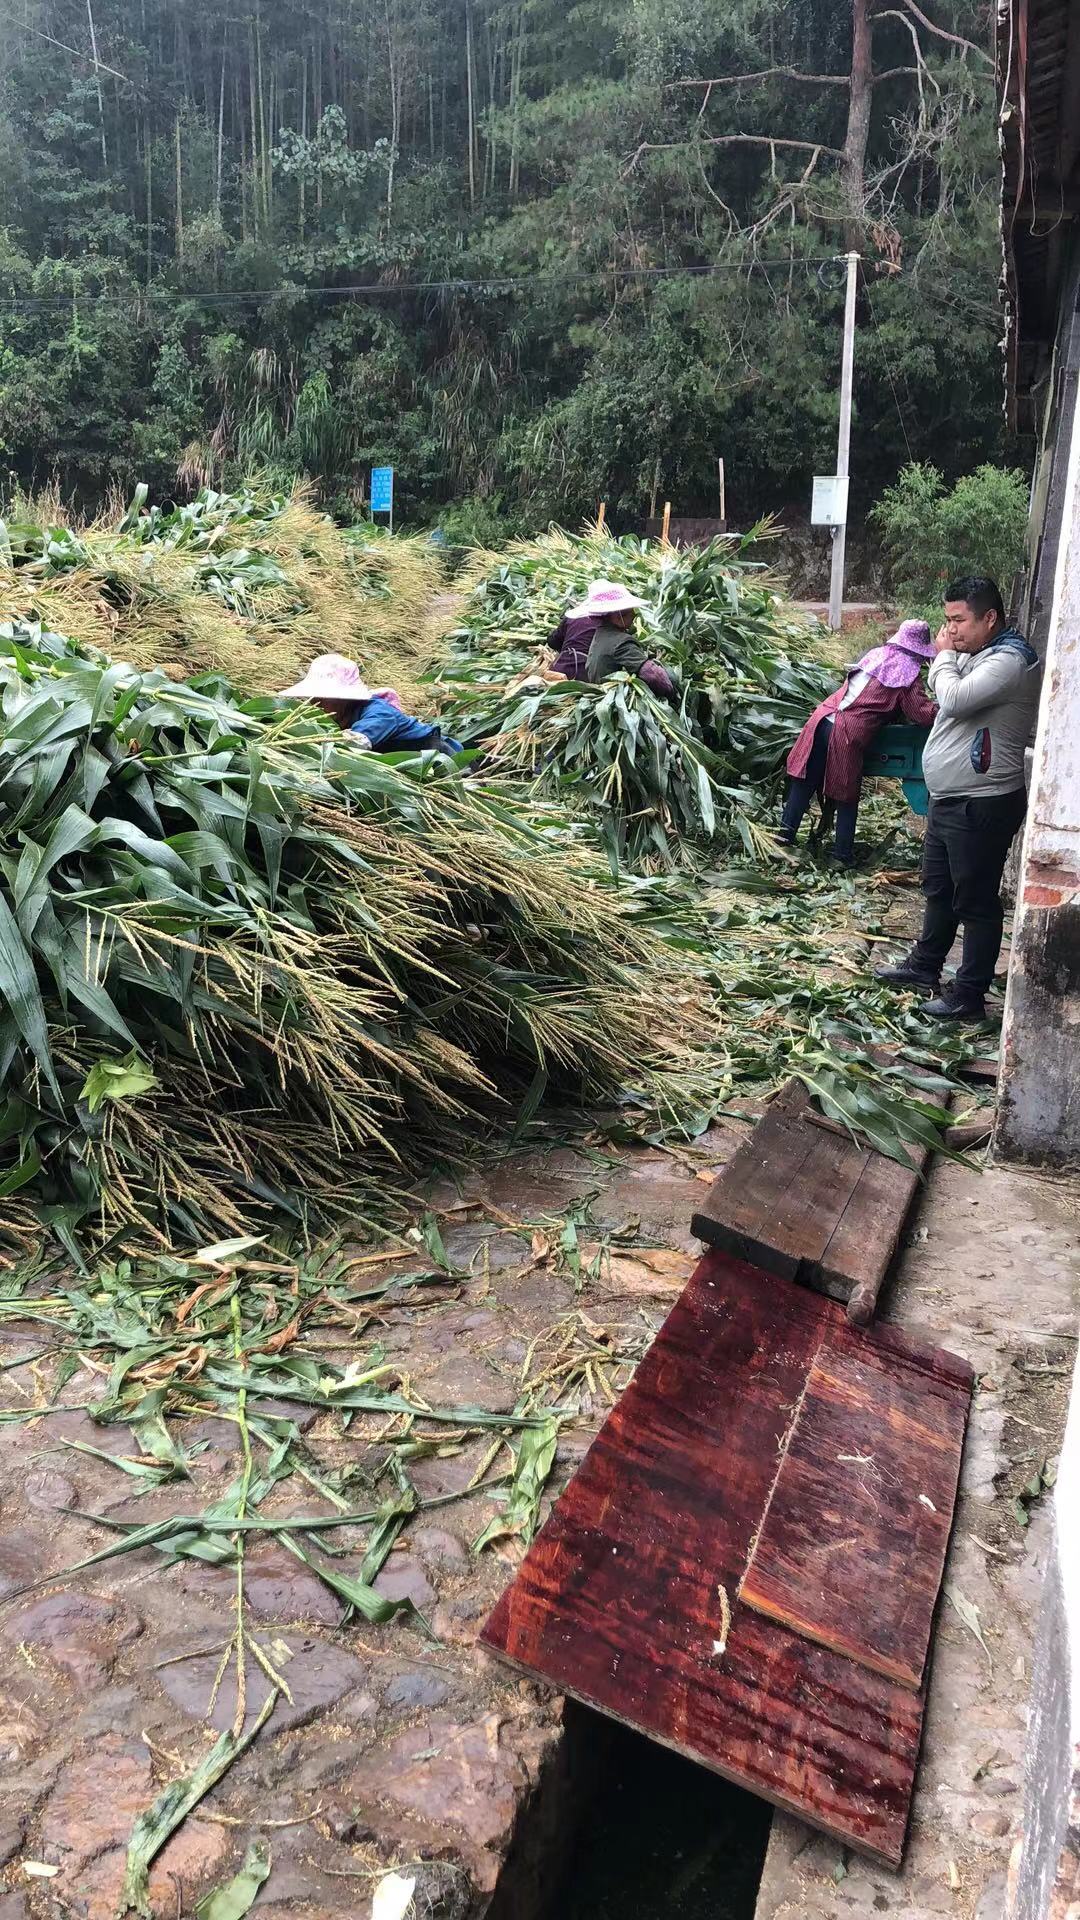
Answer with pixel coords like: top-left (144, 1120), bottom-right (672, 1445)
top-left (875, 576), bottom-right (1040, 1021)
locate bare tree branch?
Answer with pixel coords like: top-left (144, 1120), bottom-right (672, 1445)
top-left (669, 65), bottom-right (920, 93)
top-left (879, 0), bottom-right (993, 62)
top-left (18, 17), bottom-right (134, 85)
top-left (875, 9), bottom-right (942, 129)
top-left (623, 133), bottom-right (845, 179)
top-left (668, 69), bottom-right (849, 89)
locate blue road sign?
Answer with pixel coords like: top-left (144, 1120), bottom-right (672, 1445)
top-left (370, 466), bottom-right (394, 515)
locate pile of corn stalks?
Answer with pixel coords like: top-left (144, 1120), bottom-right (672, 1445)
top-left (0, 619), bottom-right (709, 1258)
top-left (431, 525), bottom-right (840, 867)
top-left (0, 482), bottom-right (444, 702)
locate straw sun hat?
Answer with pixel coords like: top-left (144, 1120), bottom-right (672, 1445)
top-left (566, 580), bottom-right (647, 620)
top-left (282, 654), bottom-right (373, 701)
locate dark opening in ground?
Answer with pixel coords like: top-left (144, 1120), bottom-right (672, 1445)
top-left (555, 1707), bottom-right (772, 1920)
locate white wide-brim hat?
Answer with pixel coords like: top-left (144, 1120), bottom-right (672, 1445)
top-left (282, 653), bottom-right (373, 701)
top-left (566, 580), bottom-right (647, 620)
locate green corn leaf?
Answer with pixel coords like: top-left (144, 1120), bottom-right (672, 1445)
top-left (119, 1694), bottom-right (278, 1917)
top-left (195, 1840), bottom-right (272, 1920)
top-left (359, 1484), bottom-right (419, 1584)
top-left (0, 887), bottom-right (59, 1099)
top-left (0, 1148), bottom-right (41, 1198)
top-left (278, 1530), bottom-right (424, 1627)
top-left (117, 483), bottom-right (150, 534)
top-left (80, 1050), bottom-right (158, 1115)
top-left (474, 1417), bottom-right (558, 1552)
top-left (59, 1438), bottom-right (173, 1482)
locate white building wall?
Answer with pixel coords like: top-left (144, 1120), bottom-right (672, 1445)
top-left (996, 344), bottom-right (1080, 1166)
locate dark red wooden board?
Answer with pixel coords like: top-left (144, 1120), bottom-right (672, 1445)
top-left (480, 1250), bottom-right (972, 1866)
top-left (740, 1343), bottom-right (969, 1690)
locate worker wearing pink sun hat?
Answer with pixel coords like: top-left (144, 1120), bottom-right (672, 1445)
top-left (281, 653), bottom-right (461, 754)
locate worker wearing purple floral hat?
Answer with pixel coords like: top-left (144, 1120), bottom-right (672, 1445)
top-left (779, 619), bottom-right (938, 865)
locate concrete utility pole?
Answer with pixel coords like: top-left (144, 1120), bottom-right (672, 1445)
top-left (828, 251), bottom-right (860, 631)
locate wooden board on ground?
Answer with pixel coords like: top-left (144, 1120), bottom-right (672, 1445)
top-left (739, 1342), bottom-right (968, 1690)
top-left (690, 1077), bottom-right (929, 1323)
top-left (481, 1250), bottom-right (972, 1867)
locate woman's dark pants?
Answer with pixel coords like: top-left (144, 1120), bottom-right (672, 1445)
top-left (781, 717), bottom-right (858, 861)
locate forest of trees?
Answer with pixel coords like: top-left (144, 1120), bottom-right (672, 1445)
top-left (0, 0), bottom-right (1006, 530)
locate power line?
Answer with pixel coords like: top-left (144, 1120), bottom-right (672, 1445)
top-left (0, 257), bottom-right (849, 314)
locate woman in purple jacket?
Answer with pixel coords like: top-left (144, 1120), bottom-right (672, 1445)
top-left (779, 620), bottom-right (937, 863)
top-left (548, 582), bottom-right (676, 700)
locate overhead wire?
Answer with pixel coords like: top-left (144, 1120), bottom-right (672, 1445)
top-left (0, 257), bottom-right (850, 313)
top-left (2, 255), bottom-right (1006, 319)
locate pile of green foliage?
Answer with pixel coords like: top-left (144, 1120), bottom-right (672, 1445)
top-left (0, 484), bottom-right (444, 701)
top-left (433, 526), bottom-right (838, 867)
top-left (0, 618), bottom-right (708, 1257)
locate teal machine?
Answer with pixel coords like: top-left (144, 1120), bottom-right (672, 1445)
top-left (862, 722), bottom-right (931, 815)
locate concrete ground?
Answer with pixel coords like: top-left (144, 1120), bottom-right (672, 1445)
top-left (753, 1153), bottom-right (1080, 1920)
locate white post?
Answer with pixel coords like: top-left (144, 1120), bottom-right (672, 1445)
top-left (828, 251), bottom-right (860, 632)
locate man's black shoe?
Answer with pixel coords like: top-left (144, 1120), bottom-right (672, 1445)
top-left (874, 957), bottom-right (939, 989)
top-left (923, 987), bottom-right (986, 1022)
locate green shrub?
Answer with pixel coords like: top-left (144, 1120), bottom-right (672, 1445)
top-left (435, 495), bottom-right (527, 549)
top-left (870, 462), bottom-right (1029, 617)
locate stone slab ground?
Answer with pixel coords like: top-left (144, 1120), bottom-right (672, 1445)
top-left (1, 878), bottom-right (1075, 1920)
top-left (0, 1126), bottom-right (740, 1920)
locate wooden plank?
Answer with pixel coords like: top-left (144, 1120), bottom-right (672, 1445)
top-left (822, 1143), bottom-right (927, 1325)
top-left (768, 1122), bottom-right (871, 1293)
top-left (958, 1058), bottom-right (999, 1086)
top-left (480, 1251), bottom-right (973, 1867)
top-left (740, 1341), bottom-right (969, 1690)
top-left (690, 1081), bottom-right (857, 1280)
top-left (691, 1076), bottom-right (930, 1324)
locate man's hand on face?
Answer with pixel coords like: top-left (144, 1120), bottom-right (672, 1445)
top-left (933, 623), bottom-right (954, 654)
top-left (942, 598), bottom-right (995, 654)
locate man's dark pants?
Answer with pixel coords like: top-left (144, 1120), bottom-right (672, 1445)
top-left (911, 788), bottom-right (1028, 994)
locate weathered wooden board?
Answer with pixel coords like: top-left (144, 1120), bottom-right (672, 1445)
top-left (480, 1250), bottom-right (972, 1867)
top-left (690, 1078), bottom-right (929, 1323)
top-left (740, 1342), bottom-right (969, 1690)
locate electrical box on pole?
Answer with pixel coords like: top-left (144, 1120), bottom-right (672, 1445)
top-left (811, 476), bottom-right (849, 528)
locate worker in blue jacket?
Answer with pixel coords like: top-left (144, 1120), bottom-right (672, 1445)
top-left (282, 654), bottom-right (462, 754)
